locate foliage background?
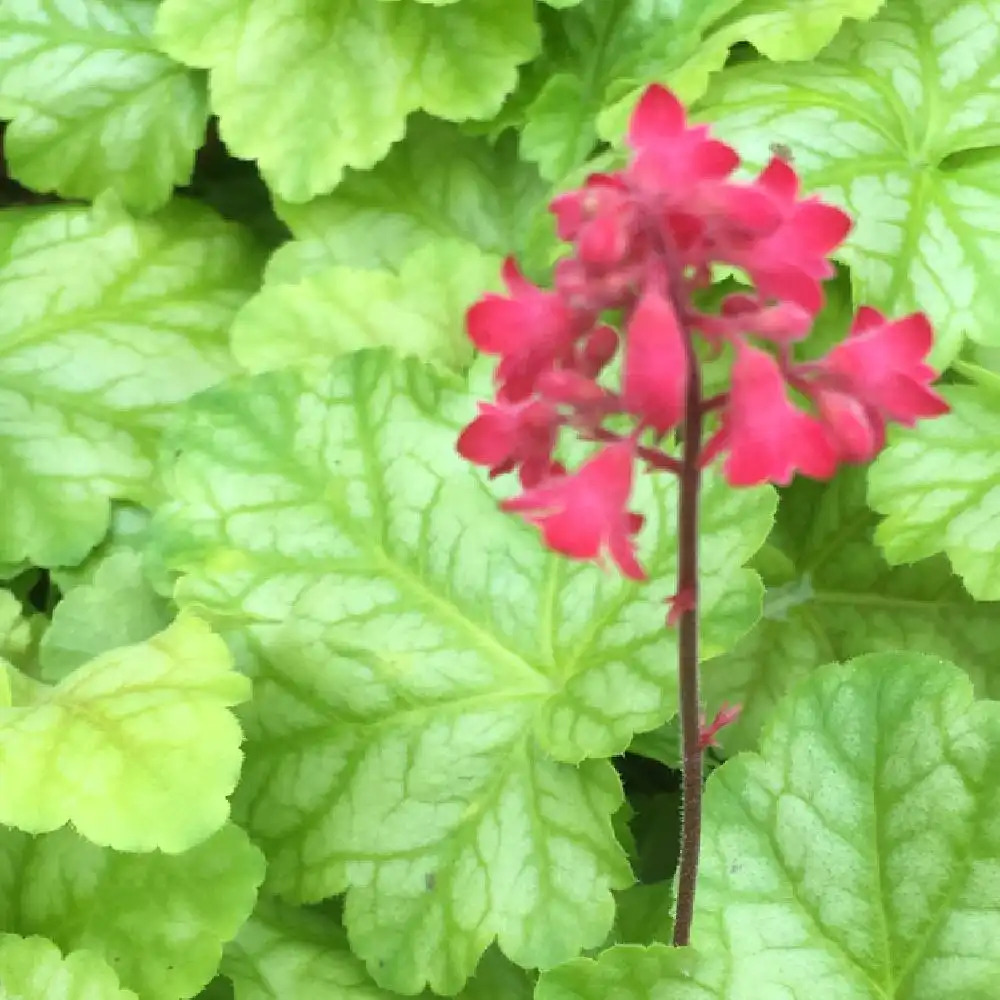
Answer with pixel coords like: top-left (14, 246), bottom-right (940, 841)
top-left (0, 0), bottom-right (999, 997)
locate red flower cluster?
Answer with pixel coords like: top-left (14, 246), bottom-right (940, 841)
top-left (457, 85), bottom-right (947, 580)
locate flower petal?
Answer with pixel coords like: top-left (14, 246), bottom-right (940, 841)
top-left (622, 290), bottom-right (688, 434)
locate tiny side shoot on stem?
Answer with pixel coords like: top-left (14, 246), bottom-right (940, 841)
top-left (456, 84), bottom-right (948, 947)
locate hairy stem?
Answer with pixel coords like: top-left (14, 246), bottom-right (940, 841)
top-left (672, 331), bottom-right (704, 947)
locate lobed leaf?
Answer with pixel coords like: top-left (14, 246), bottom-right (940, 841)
top-left (231, 239), bottom-right (500, 375)
top-left (0, 197), bottom-right (261, 567)
top-left (535, 945), bottom-right (715, 1000)
top-left (523, 0), bottom-right (739, 179)
top-left (0, 823), bottom-right (265, 1000)
top-left (703, 467), bottom-right (1000, 752)
top-left (39, 548), bottom-right (172, 681)
top-left (706, 0), bottom-right (887, 60)
top-left (699, 0), bottom-right (1000, 366)
top-left (152, 350), bottom-right (774, 992)
top-left (0, 935), bottom-right (137, 1000)
top-left (155, 0), bottom-right (540, 202)
top-left (0, 0), bottom-right (207, 210)
top-left (222, 900), bottom-right (533, 1000)
top-left (0, 613), bottom-right (250, 851)
top-left (868, 384), bottom-right (1000, 601)
top-left (693, 653), bottom-right (1000, 998)
top-left (267, 119), bottom-right (545, 279)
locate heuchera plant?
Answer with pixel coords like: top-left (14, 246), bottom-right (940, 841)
top-left (458, 84), bottom-right (947, 944)
top-left (7, 0), bottom-right (1000, 997)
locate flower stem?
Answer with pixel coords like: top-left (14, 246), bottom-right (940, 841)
top-left (672, 329), bottom-right (704, 947)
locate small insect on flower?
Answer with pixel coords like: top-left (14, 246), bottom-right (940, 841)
top-left (769, 141), bottom-right (794, 162)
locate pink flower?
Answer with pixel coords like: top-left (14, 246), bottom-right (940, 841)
top-left (457, 82), bottom-right (949, 579)
top-left (695, 293), bottom-right (813, 345)
top-left (722, 344), bottom-right (836, 486)
top-left (811, 388), bottom-right (884, 463)
top-left (622, 289), bottom-right (689, 435)
top-left (699, 702), bottom-right (742, 750)
top-left (800, 308), bottom-right (948, 462)
top-left (626, 85), bottom-right (739, 193)
top-left (457, 398), bottom-right (562, 488)
top-left (734, 157), bottom-right (852, 313)
top-left (576, 325), bottom-right (619, 378)
top-left (501, 440), bottom-right (646, 580)
top-left (466, 258), bottom-right (589, 400)
top-left (815, 308), bottom-right (948, 424)
top-left (625, 87), bottom-right (781, 269)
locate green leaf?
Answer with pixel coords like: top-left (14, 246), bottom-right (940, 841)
top-left (703, 466), bottom-right (1000, 753)
top-left (0, 662), bottom-right (11, 709)
top-left (152, 350), bottom-right (774, 992)
top-left (49, 504), bottom-right (154, 593)
top-left (198, 980), bottom-right (235, 1000)
top-left (698, 0), bottom-right (1000, 366)
top-left (0, 823), bottom-right (265, 1000)
top-left (0, 588), bottom-right (39, 671)
top-left (231, 239), bottom-right (500, 375)
top-left (0, 936), bottom-right (137, 1000)
top-left (155, 0), bottom-right (540, 203)
top-left (693, 653), bottom-right (1000, 998)
top-left (0, 197), bottom-right (262, 568)
top-left (610, 882), bottom-right (675, 946)
top-left (520, 73), bottom-right (601, 184)
top-left (223, 900), bottom-right (533, 1000)
top-left (0, 613), bottom-right (250, 851)
top-left (706, 0), bottom-right (887, 60)
top-left (0, 0), bottom-right (207, 211)
top-left (39, 549), bottom-right (172, 681)
top-left (267, 119), bottom-right (544, 279)
top-left (869, 384), bottom-right (1000, 601)
top-left (222, 900), bottom-right (395, 1000)
top-left (522, 0), bottom-right (739, 179)
top-left (535, 945), bottom-right (715, 1000)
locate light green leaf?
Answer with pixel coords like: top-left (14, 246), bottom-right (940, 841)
top-left (706, 0), bottom-right (887, 60)
top-left (703, 466), bottom-right (1000, 753)
top-left (222, 900), bottom-right (396, 1000)
top-left (0, 0), bottom-right (207, 211)
top-left (155, 0), bottom-right (539, 203)
top-left (39, 549), bottom-right (172, 681)
top-left (699, 0), bottom-right (1000, 366)
top-left (693, 653), bottom-right (1000, 998)
top-left (869, 384), bottom-right (1000, 601)
top-left (0, 197), bottom-right (262, 568)
top-left (152, 350), bottom-right (774, 992)
top-left (0, 936), bottom-right (137, 1000)
top-left (223, 900), bottom-right (533, 1000)
top-left (0, 613), bottom-right (250, 851)
top-left (231, 239), bottom-right (499, 375)
top-left (0, 824), bottom-right (265, 1000)
top-left (268, 118), bottom-right (544, 279)
top-left (49, 504), bottom-right (154, 593)
top-left (0, 588), bottom-right (37, 670)
top-left (535, 945), bottom-right (715, 1000)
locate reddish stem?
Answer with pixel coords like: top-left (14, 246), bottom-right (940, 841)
top-left (672, 325), bottom-right (704, 947)
top-left (699, 392), bottom-right (728, 416)
top-left (581, 426), bottom-right (683, 475)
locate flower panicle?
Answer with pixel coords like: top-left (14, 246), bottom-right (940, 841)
top-left (456, 84), bottom-right (948, 579)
